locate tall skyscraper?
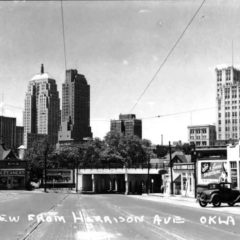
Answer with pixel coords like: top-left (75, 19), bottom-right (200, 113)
top-left (0, 116), bottom-right (16, 148)
top-left (110, 114), bottom-right (142, 139)
top-left (58, 69), bottom-right (92, 144)
top-left (23, 64), bottom-right (60, 147)
top-left (216, 66), bottom-right (240, 141)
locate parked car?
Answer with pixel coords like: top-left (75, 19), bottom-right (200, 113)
top-left (198, 182), bottom-right (240, 207)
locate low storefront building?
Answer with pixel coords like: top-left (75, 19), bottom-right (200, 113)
top-left (161, 163), bottom-right (195, 197)
top-left (172, 163), bottom-right (195, 197)
top-left (161, 152), bottom-right (195, 197)
top-left (0, 160), bottom-right (28, 189)
top-left (0, 142), bottom-right (28, 189)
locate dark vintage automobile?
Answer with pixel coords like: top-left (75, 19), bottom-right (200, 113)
top-left (198, 182), bottom-right (240, 207)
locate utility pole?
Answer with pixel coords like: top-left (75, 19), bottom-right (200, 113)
top-left (169, 141), bottom-right (173, 195)
top-left (44, 142), bottom-right (49, 193)
top-left (147, 157), bottom-right (150, 194)
top-left (124, 160), bottom-right (128, 195)
top-left (76, 147), bottom-right (82, 193)
top-left (76, 157), bottom-right (79, 193)
top-left (191, 143), bottom-right (197, 198)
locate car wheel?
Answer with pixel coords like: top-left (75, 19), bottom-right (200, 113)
top-left (228, 202), bottom-right (235, 207)
top-left (199, 200), bottom-right (207, 207)
top-left (212, 195), bottom-right (221, 207)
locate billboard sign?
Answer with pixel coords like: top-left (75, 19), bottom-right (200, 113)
top-left (45, 169), bottom-right (74, 184)
top-left (198, 160), bottom-right (228, 184)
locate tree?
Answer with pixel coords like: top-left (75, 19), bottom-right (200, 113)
top-left (101, 132), bottom-right (125, 166)
top-left (101, 132), bottom-right (154, 167)
top-left (153, 145), bottom-right (168, 158)
top-left (54, 144), bottom-right (81, 168)
top-left (54, 138), bottom-right (105, 168)
top-left (81, 138), bottom-right (104, 167)
top-left (182, 143), bottom-right (192, 155)
top-left (25, 138), bottom-right (54, 180)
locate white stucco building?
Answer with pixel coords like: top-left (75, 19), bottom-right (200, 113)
top-left (227, 142), bottom-right (240, 189)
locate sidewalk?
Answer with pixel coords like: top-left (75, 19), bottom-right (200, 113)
top-left (140, 193), bottom-right (197, 205)
top-left (130, 193), bottom-right (240, 215)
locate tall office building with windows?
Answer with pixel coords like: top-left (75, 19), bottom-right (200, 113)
top-left (188, 124), bottom-right (216, 146)
top-left (23, 64), bottom-right (60, 147)
top-left (58, 69), bottom-right (92, 144)
top-left (110, 114), bottom-right (142, 139)
top-left (216, 66), bottom-right (240, 141)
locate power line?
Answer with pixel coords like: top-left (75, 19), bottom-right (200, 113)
top-left (61, 0), bottom-right (67, 72)
top-left (141, 106), bottom-right (217, 120)
top-left (129, 0), bottom-right (206, 113)
top-left (1, 103), bottom-right (216, 122)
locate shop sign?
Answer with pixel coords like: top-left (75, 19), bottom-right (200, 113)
top-left (0, 169), bottom-right (25, 176)
top-left (0, 161), bottom-right (27, 168)
top-left (173, 164), bottom-right (194, 170)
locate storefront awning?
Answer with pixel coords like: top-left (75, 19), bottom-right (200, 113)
top-left (173, 174), bottom-right (181, 183)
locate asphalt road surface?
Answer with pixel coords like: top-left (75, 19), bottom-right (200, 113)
top-left (1, 191), bottom-right (240, 240)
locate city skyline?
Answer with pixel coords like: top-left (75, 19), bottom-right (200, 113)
top-left (1, 1), bottom-right (239, 144)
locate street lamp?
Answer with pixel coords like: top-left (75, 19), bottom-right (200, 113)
top-left (151, 178), bottom-right (154, 193)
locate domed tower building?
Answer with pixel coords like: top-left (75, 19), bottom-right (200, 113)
top-left (23, 64), bottom-right (60, 148)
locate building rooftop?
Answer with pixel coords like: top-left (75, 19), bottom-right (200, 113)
top-left (31, 73), bottom-right (52, 81)
top-left (187, 124), bottom-right (215, 128)
top-left (31, 64), bottom-right (53, 81)
top-left (0, 143), bottom-right (17, 160)
top-left (215, 65), bottom-right (240, 70)
top-left (119, 114), bottom-right (136, 120)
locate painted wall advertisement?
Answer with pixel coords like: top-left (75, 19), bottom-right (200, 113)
top-left (198, 161), bottom-right (228, 184)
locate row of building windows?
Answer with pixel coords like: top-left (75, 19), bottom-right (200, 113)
top-left (218, 134), bottom-right (239, 139)
top-left (190, 135), bottom-right (207, 140)
top-left (189, 129), bottom-right (207, 134)
top-left (224, 100), bottom-right (239, 104)
top-left (195, 141), bottom-right (207, 146)
top-left (224, 112), bottom-right (239, 117)
top-left (218, 127), bottom-right (240, 133)
top-left (224, 94), bottom-right (239, 99)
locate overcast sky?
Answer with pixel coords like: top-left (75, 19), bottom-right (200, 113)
top-left (1, 0), bottom-right (240, 145)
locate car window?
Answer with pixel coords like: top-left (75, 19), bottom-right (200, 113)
top-left (222, 184), bottom-right (231, 189)
top-left (209, 184), bottom-right (218, 189)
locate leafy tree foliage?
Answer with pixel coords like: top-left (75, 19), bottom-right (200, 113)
top-left (101, 132), bottom-right (154, 167)
top-left (154, 145), bottom-right (169, 158)
top-left (26, 132), bottom-right (155, 180)
top-left (25, 138), bottom-right (54, 180)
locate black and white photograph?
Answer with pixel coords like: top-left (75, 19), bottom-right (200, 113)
top-left (1, 0), bottom-right (240, 239)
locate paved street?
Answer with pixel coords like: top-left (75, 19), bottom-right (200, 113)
top-left (1, 191), bottom-right (240, 240)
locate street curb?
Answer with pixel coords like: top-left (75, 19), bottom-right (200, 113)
top-left (142, 193), bottom-right (196, 203)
